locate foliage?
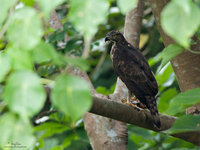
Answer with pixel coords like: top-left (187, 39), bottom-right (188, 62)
top-left (51, 74), bottom-right (92, 122)
top-left (168, 88), bottom-right (200, 115)
top-left (160, 44), bottom-right (184, 69)
top-left (117, 0), bottom-right (138, 15)
top-left (161, 0), bottom-right (200, 48)
top-left (0, 0), bottom-right (200, 149)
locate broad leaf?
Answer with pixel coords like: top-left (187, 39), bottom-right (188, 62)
top-left (160, 44), bottom-right (184, 69)
top-left (65, 56), bottom-right (89, 71)
top-left (158, 88), bottom-right (177, 113)
top-left (32, 41), bottom-right (62, 65)
top-left (161, 0), bottom-right (200, 47)
top-left (62, 134), bottom-right (78, 148)
top-left (0, 0), bottom-right (16, 25)
top-left (68, 0), bottom-right (109, 40)
top-left (35, 0), bottom-right (65, 19)
top-left (0, 113), bottom-right (35, 149)
top-left (156, 63), bottom-right (174, 88)
top-left (3, 71), bottom-right (46, 119)
top-left (168, 88), bottom-right (200, 115)
top-left (35, 122), bottom-right (69, 138)
top-left (7, 7), bottom-right (43, 50)
top-left (117, 0), bottom-right (138, 15)
top-left (0, 53), bottom-right (11, 82)
top-left (51, 75), bottom-right (92, 121)
top-left (166, 115), bottom-right (200, 134)
top-left (21, 0), bottom-right (35, 6)
top-left (6, 47), bottom-right (33, 70)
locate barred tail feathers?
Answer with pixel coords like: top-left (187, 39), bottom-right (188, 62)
top-left (146, 96), bottom-right (161, 129)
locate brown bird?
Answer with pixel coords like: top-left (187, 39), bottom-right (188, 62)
top-left (105, 30), bottom-right (161, 128)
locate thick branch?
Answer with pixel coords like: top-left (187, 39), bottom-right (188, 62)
top-left (90, 95), bottom-right (200, 146)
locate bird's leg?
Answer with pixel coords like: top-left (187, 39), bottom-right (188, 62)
top-left (130, 96), bottom-right (147, 110)
top-left (121, 90), bottom-right (139, 109)
top-left (127, 90), bottom-right (131, 104)
top-left (121, 90), bottom-right (132, 104)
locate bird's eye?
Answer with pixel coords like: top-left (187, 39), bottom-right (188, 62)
top-left (113, 35), bottom-right (117, 38)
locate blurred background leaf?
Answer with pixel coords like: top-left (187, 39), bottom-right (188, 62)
top-left (51, 75), bottom-right (92, 122)
top-left (3, 71), bottom-right (46, 119)
top-left (160, 44), bottom-right (184, 69)
top-left (161, 0), bottom-right (200, 47)
top-left (166, 115), bottom-right (200, 134)
top-left (168, 88), bottom-right (200, 115)
top-left (0, 0), bottom-right (16, 26)
top-left (7, 7), bottom-right (43, 50)
top-left (117, 0), bottom-right (138, 15)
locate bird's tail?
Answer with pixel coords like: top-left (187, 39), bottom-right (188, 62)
top-left (146, 96), bottom-right (161, 129)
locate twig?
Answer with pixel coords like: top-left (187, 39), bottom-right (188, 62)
top-left (0, 0), bottom-right (18, 40)
top-left (82, 38), bottom-right (92, 59)
top-left (90, 47), bottom-right (108, 79)
top-left (186, 48), bottom-right (200, 54)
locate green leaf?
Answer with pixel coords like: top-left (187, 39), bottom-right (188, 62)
top-left (65, 56), bottom-right (89, 71)
top-left (166, 115), bottom-right (200, 134)
top-left (7, 7), bottom-right (43, 50)
top-left (21, 0), bottom-right (35, 6)
top-left (39, 138), bottom-right (59, 150)
top-left (51, 145), bottom-right (63, 150)
top-left (0, 113), bottom-right (35, 149)
top-left (35, 0), bottom-right (65, 19)
top-left (158, 88), bottom-right (177, 113)
top-left (3, 71), bottom-right (46, 119)
top-left (117, 0), bottom-right (138, 15)
top-left (33, 41), bottom-right (62, 65)
top-left (68, 0), bottom-right (109, 40)
top-left (168, 88), bottom-right (200, 115)
top-left (0, 0), bottom-right (16, 25)
top-left (62, 134), bottom-right (78, 148)
top-left (35, 122), bottom-right (69, 138)
top-left (0, 53), bottom-right (11, 82)
top-left (160, 44), bottom-right (184, 69)
top-left (51, 75), bottom-right (92, 121)
top-left (156, 63), bottom-right (174, 87)
top-left (161, 0), bottom-right (200, 47)
top-left (6, 47), bottom-right (33, 70)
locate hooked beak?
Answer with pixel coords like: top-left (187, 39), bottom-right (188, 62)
top-left (105, 37), bottom-right (110, 42)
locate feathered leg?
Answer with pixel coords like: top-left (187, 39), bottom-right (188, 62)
top-left (121, 90), bottom-right (141, 110)
top-left (127, 90), bottom-right (131, 104)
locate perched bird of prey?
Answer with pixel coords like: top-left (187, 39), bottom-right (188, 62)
top-left (105, 30), bottom-right (161, 128)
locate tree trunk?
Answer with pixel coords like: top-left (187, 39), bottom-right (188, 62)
top-left (148, 0), bottom-right (200, 92)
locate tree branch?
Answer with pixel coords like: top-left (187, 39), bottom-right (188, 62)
top-left (90, 95), bottom-right (200, 146)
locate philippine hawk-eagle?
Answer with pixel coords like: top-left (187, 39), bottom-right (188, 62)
top-left (105, 30), bottom-right (161, 128)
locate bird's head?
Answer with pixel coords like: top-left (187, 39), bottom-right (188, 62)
top-left (105, 30), bottom-right (125, 43)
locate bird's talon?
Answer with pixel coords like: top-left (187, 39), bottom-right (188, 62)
top-left (121, 98), bottom-right (127, 104)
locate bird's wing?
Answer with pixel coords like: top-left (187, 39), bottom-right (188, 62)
top-left (114, 46), bottom-right (158, 97)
